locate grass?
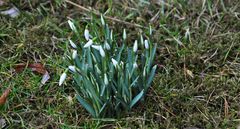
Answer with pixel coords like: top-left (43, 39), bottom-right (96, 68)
top-left (0, 0), bottom-right (240, 128)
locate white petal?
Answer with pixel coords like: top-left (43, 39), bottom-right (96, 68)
top-left (84, 40), bottom-right (93, 48)
top-left (68, 20), bottom-right (77, 32)
top-left (99, 46), bottom-right (105, 57)
top-left (68, 66), bottom-right (76, 72)
top-left (69, 39), bottom-right (77, 49)
top-left (111, 58), bottom-right (118, 67)
top-left (133, 40), bottom-right (138, 52)
top-left (104, 42), bottom-right (111, 50)
top-left (91, 45), bottom-right (101, 50)
top-left (123, 29), bottom-right (126, 40)
top-left (72, 50), bottom-right (77, 59)
top-left (104, 73), bottom-right (108, 85)
top-left (144, 40), bottom-right (149, 49)
top-left (59, 72), bottom-right (67, 86)
top-left (101, 14), bottom-right (105, 25)
top-left (133, 62), bottom-right (138, 69)
top-left (84, 28), bottom-right (90, 41)
top-left (140, 35), bottom-right (144, 45)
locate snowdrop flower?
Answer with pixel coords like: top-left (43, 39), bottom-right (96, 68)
top-left (123, 29), bottom-right (126, 40)
top-left (104, 42), bottom-right (111, 50)
top-left (68, 66), bottom-right (76, 73)
top-left (84, 28), bottom-right (90, 41)
top-left (133, 40), bottom-right (138, 52)
top-left (144, 40), bottom-right (149, 49)
top-left (133, 62), bottom-right (138, 69)
top-left (91, 45), bottom-right (101, 50)
top-left (72, 50), bottom-right (77, 59)
top-left (140, 35), bottom-right (144, 45)
top-left (68, 20), bottom-right (77, 32)
top-left (99, 46), bottom-right (105, 57)
top-left (104, 73), bottom-right (108, 85)
top-left (101, 14), bottom-right (105, 26)
top-left (84, 40), bottom-right (93, 48)
top-left (69, 39), bottom-right (77, 49)
top-left (59, 72), bottom-right (67, 86)
top-left (111, 58), bottom-right (118, 67)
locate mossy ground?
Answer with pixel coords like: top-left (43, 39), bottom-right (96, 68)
top-left (0, 0), bottom-right (240, 128)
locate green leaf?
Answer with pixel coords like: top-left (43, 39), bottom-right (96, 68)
top-left (116, 44), bottom-right (125, 62)
top-left (147, 65), bottom-right (157, 87)
top-left (130, 90), bottom-right (144, 108)
top-left (130, 76), bottom-right (139, 87)
top-left (76, 95), bottom-right (96, 117)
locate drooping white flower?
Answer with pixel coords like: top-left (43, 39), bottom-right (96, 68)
top-left (104, 42), bottom-right (111, 50)
top-left (140, 35), bottom-right (144, 45)
top-left (101, 14), bottom-right (105, 26)
top-left (69, 39), bottom-right (77, 49)
top-left (84, 40), bottom-right (93, 48)
top-left (91, 45), bottom-right (101, 50)
top-left (68, 66), bottom-right (76, 72)
top-left (123, 29), bottom-right (126, 40)
top-left (84, 28), bottom-right (90, 41)
top-left (144, 39), bottom-right (149, 49)
top-left (99, 46), bottom-right (105, 57)
top-left (68, 20), bottom-right (77, 32)
top-left (133, 62), bottom-right (138, 69)
top-left (111, 58), bottom-right (118, 67)
top-left (104, 73), bottom-right (108, 85)
top-left (59, 72), bottom-right (67, 86)
top-left (72, 50), bottom-right (77, 59)
top-left (133, 40), bottom-right (138, 52)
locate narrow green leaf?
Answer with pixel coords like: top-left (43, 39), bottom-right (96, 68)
top-left (130, 90), bottom-right (144, 108)
top-left (147, 65), bottom-right (157, 87)
top-left (76, 95), bottom-right (96, 117)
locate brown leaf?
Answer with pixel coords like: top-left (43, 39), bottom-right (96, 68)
top-left (14, 63), bottom-right (50, 85)
top-left (14, 63), bottom-right (27, 73)
top-left (28, 63), bottom-right (47, 74)
top-left (15, 63), bottom-right (47, 74)
top-left (0, 87), bottom-right (11, 105)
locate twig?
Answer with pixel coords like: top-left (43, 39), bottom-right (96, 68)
top-left (65, 0), bottom-right (147, 29)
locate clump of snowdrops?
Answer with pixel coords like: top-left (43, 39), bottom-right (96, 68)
top-left (59, 15), bottom-right (157, 118)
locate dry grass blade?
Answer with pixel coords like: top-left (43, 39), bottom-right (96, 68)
top-left (65, 0), bottom-right (147, 29)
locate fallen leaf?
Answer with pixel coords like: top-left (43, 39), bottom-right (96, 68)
top-left (28, 63), bottom-right (47, 74)
top-left (14, 63), bottom-right (50, 85)
top-left (0, 87), bottom-right (11, 105)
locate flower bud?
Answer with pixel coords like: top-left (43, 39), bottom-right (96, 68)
top-left (72, 50), bottom-right (77, 59)
top-left (111, 58), bottom-right (118, 67)
top-left (69, 39), bottom-right (77, 49)
top-left (84, 40), bottom-right (93, 48)
top-left (133, 40), bottom-right (138, 52)
top-left (99, 46), bottom-right (105, 57)
top-left (84, 28), bottom-right (90, 41)
top-left (144, 40), bottom-right (149, 49)
top-left (68, 66), bottom-right (76, 72)
top-left (68, 20), bottom-right (77, 32)
top-left (59, 72), bottom-right (67, 86)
